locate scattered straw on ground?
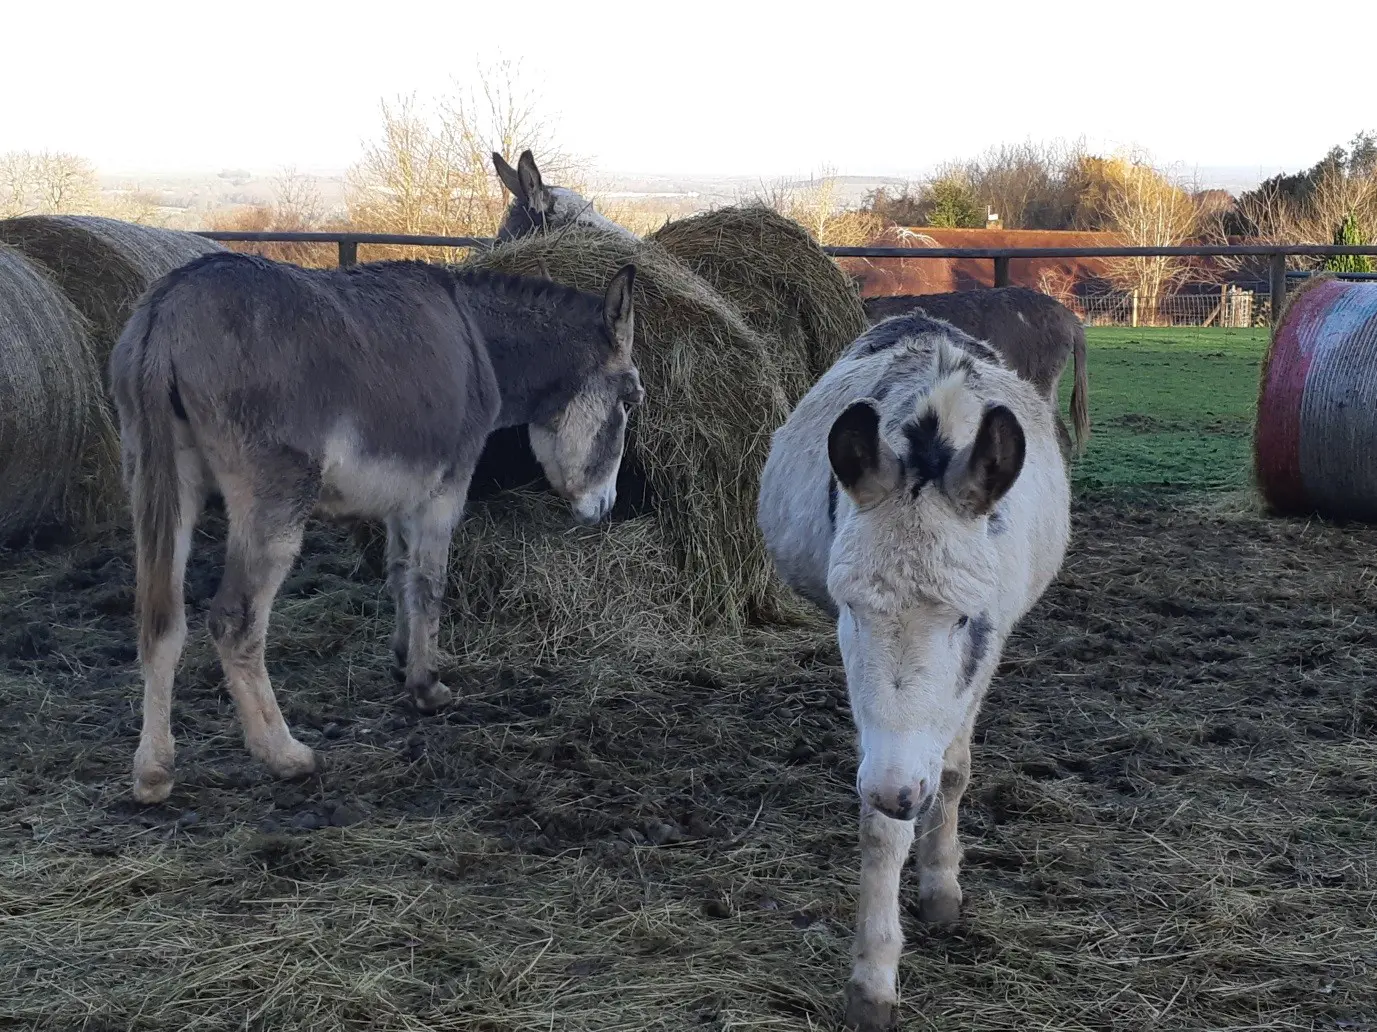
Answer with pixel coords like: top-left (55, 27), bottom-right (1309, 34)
top-left (650, 205), bottom-right (868, 404)
top-left (0, 242), bottom-right (114, 539)
top-left (1, 493), bottom-right (1372, 1030)
top-left (461, 227), bottom-right (796, 631)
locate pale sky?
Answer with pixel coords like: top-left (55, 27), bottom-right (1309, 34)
top-left (5, 0), bottom-right (1374, 181)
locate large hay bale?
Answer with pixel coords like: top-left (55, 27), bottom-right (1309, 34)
top-left (0, 243), bottom-right (113, 538)
top-left (458, 228), bottom-right (795, 633)
top-left (1255, 275), bottom-right (1377, 520)
top-left (0, 215), bottom-right (225, 366)
top-left (649, 205), bottom-right (868, 404)
top-left (0, 216), bottom-right (224, 531)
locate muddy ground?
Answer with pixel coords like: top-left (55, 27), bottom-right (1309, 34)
top-left (1, 492), bottom-right (1374, 1031)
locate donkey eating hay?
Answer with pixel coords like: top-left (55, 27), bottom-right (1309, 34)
top-left (757, 313), bottom-right (1070, 1031)
top-left (493, 149), bottom-right (637, 243)
top-left (110, 251), bottom-right (643, 804)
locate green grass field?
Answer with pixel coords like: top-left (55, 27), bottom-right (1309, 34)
top-left (1060, 326), bottom-right (1269, 493)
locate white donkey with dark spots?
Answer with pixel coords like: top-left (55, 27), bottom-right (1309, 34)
top-left (110, 251), bottom-right (644, 804)
top-left (757, 312), bottom-right (1070, 1031)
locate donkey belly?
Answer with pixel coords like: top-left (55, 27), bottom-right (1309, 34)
top-left (315, 435), bottom-right (459, 521)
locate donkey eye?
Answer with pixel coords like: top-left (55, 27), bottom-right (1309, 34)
top-left (955, 615), bottom-right (970, 630)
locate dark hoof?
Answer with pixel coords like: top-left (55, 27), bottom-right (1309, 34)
top-left (843, 983), bottom-right (896, 1032)
top-left (917, 891), bottom-right (961, 925)
top-left (410, 679), bottom-right (453, 714)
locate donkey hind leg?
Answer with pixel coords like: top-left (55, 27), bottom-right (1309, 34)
top-left (132, 450), bottom-right (207, 804)
top-left (844, 805), bottom-right (916, 1032)
top-left (385, 515), bottom-right (410, 683)
top-left (914, 727), bottom-right (973, 924)
top-left (208, 472), bottom-right (317, 780)
top-left (401, 486), bottom-right (465, 714)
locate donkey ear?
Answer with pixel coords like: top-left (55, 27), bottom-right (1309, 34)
top-left (943, 404), bottom-right (1026, 516)
top-left (493, 152), bottom-right (523, 200)
top-left (828, 400), bottom-right (902, 508)
top-left (603, 264), bottom-right (636, 360)
top-left (516, 149), bottom-right (550, 211)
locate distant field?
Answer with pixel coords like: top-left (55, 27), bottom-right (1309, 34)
top-left (1059, 325), bottom-right (1270, 493)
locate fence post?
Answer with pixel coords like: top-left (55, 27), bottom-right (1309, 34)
top-left (339, 240), bottom-right (359, 267)
top-left (1269, 252), bottom-right (1286, 324)
top-left (993, 256), bottom-right (1011, 288)
top-left (1130, 289), bottom-right (1139, 328)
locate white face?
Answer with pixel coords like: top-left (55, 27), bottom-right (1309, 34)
top-left (528, 389), bottom-right (630, 526)
top-left (828, 505), bottom-right (995, 822)
top-left (822, 375), bottom-right (1026, 822)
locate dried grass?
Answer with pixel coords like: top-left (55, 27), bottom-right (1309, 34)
top-left (460, 227), bottom-right (798, 633)
top-left (0, 494), bottom-right (1373, 1030)
top-left (650, 205), bottom-right (868, 405)
top-left (0, 243), bottom-right (115, 539)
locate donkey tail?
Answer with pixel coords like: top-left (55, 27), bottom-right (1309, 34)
top-left (110, 289), bottom-right (185, 658)
top-left (1068, 321), bottom-right (1090, 457)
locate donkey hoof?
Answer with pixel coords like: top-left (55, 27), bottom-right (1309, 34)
top-left (843, 983), bottom-right (896, 1032)
top-left (268, 740), bottom-right (319, 780)
top-left (917, 885), bottom-right (962, 925)
top-left (411, 679), bottom-right (453, 714)
top-left (132, 743), bottom-right (175, 804)
top-left (132, 769), bottom-right (174, 805)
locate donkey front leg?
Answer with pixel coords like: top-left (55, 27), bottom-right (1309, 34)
top-left (209, 496), bottom-right (316, 779)
top-left (400, 489), bottom-right (463, 714)
top-left (914, 730), bottom-right (973, 925)
top-left (844, 806), bottom-right (916, 1032)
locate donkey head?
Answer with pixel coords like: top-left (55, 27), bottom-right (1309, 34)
top-left (527, 264), bottom-right (644, 525)
top-left (825, 341), bottom-right (1026, 822)
top-left (493, 149), bottom-right (632, 242)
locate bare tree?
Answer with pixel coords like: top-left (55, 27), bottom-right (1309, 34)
top-left (273, 165), bottom-right (325, 229)
top-left (754, 165), bottom-right (884, 246)
top-left (1097, 153), bottom-right (1199, 323)
top-left (346, 59), bottom-right (584, 261)
top-left (0, 149), bottom-right (99, 217)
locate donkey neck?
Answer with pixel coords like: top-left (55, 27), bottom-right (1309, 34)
top-left (458, 280), bottom-right (604, 429)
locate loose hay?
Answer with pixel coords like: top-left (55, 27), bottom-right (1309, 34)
top-left (0, 214), bottom-right (225, 367)
top-left (460, 228), bottom-right (796, 633)
top-left (1, 494), bottom-right (1374, 1030)
top-left (650, 205), bottom-right (869, 404)
top-left (0, 243), bottom-right (114, 538)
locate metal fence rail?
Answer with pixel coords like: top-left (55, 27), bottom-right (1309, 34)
top-left (194, 230), bottom-right (1377, 322)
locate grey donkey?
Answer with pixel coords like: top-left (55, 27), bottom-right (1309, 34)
top-left (110, 251), bottom-right (644, 804)
top-left (493, 149), bottom-right (637, 243)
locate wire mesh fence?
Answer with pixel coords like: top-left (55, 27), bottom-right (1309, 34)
top-left (1061, 285), bottom-right (1270, 328)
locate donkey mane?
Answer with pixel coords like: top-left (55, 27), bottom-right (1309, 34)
top-left (158, 252), bottom-right (607, 329)
top-left (447, 265), bottom-right (606, 323)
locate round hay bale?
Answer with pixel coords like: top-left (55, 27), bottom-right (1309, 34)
top-left (0, 214), bottom-right (225, 367)
top-left (648, 205), bottom-right (868, 404)
top-left (1254, 275), bottom-right (1377, 520)
top-left (0, 243), bottom-right (113, 539)
top-left (0, 216), bottom-right (224, 531)
top-left (459, 227), bottom-right (795, 632)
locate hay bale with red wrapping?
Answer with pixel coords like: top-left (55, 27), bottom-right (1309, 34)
top-left (1254, 275), bottom-right (1377, 520)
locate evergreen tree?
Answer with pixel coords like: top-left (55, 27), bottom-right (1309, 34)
top-left (1324, 211), bottom-right (1374, 273)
